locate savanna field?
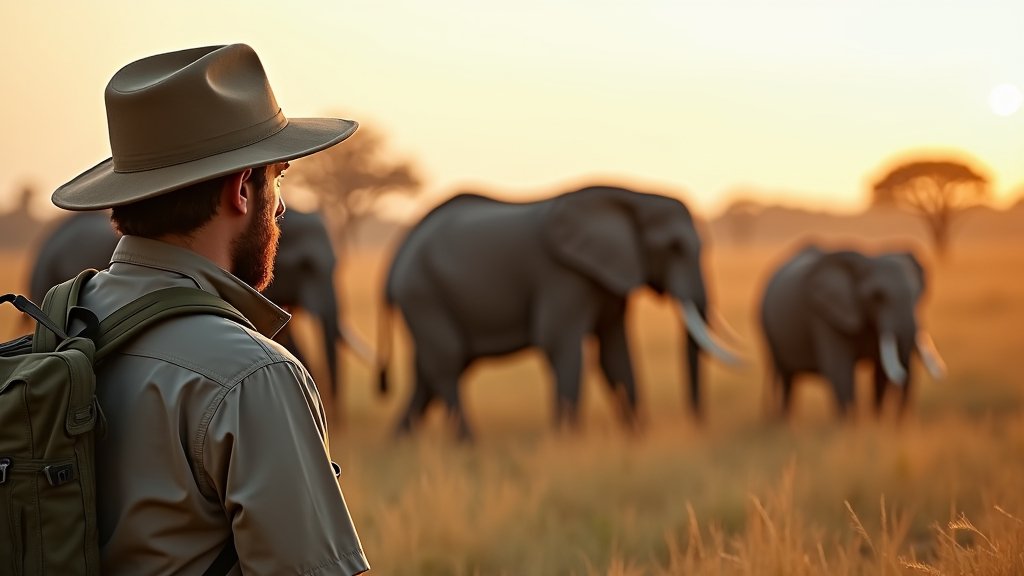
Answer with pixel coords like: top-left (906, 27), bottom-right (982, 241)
top-left (1, 241), bottom-right (1021, 575)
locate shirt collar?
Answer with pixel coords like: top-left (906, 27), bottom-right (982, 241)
top-left (109, 235), bottom-right (290, 338)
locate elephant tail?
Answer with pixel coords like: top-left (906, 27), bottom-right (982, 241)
top-left (376, 296), bottom-right (393, 396)
top-left (762, 348), bottom-right (784, 419)
top-left (764, 368), bottom-right (779, 418)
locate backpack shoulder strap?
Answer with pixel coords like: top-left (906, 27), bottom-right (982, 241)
top-left (93, 284), bottom-right (253, 360)
top-left (33, 269), bottom-right (98, 353)
top-left (93, 286), bottom-right (254, 363)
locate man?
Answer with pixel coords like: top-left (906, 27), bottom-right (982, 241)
top-left (51, 44), bottom-right (369, 575)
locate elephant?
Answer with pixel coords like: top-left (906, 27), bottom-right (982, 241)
top-left (759, 244), bottom-right (946, 419)
top-left (28, 211), bottom-right (120, 305)
top-left (378, 185), bottom-right (740, 440)
top-left (26, 209), bottom-right (368, 406)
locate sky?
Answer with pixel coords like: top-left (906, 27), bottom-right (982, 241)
top-left (1, 0), bottom-right (1022, 221)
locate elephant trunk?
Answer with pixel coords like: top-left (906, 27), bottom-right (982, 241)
top-left (676, 300), bottom-right (743, 417)
top-left (318, 310), bottom-right (341, 397)
top-left (879, 331), bottom-right (908, 386)
top-left (377, 298), bottom-right (393, 396)
top-left (299, 282), bottom-right (341, 398)
top-left (680, 300), bottom-right (705, 417)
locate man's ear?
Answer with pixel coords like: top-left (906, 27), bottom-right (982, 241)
top-left (222, 168), bottom-right (253, 215)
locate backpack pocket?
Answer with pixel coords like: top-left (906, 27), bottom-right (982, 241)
top-left (0, 340), bottom-right (101, 576)
top-left (3, 456), bottom-right (90, 576)
top-left (0, 456), bottom-right (20, 576)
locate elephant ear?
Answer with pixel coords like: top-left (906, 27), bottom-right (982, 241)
top-left (896, 251), bottom-right (926, 300)
top-left (543, 190), bottom-right (644, 297)
top-left (804, 251), bottom-right (868, 335)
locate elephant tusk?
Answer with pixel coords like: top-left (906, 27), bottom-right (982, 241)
top-left (709, 308), bottom-right (744, 345)
top-left (916, 330), bottom-right (947, 380)
top-left (879, 332), bottom-right (907, 386)
top-left (340, 323), bottom-right (377, 366)
top-left (680, 301), bottom-right (743, 366)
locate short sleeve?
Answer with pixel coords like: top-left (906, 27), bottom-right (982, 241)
top-left (204, 361), bottom-right (369, 576)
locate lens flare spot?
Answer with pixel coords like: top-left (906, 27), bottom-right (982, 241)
top-left (989, 83), bottom-right (1022, 116)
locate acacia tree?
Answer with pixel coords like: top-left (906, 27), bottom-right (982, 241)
top-left (871, 159), bottom-right (989, 258)
top-left (717, 197), bottom-right (763, 247)
top-left (287, 121), bottom-right (422, 246)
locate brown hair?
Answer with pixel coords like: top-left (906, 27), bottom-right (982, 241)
top-left (111, 168), bottom-right (268, 238)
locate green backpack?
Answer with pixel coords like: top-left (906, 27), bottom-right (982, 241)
top-left (0, 270), bottom-right (251, 576)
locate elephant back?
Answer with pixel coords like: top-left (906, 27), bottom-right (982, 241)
top-left (385, 193), bottom-right (517, 303)
top-left (760, 245), bottom-right (825, 340)
top-left (30, 213), bottom-right (119, 304)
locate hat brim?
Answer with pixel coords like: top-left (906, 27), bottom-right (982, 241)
top-left (52, 117), bottom-right (358, 211)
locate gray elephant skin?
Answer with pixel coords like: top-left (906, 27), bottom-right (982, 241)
top-left (380, 185), bottom-right (737, 440)
top-left (27, 209), bottom-right (352, 399)
top-left (29, 212), bottom-right (119, 305)
top-left (759, 244), bottom-right (946, 418)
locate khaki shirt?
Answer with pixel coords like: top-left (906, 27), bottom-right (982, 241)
top-left (80, 236), bottom-right (369, 576)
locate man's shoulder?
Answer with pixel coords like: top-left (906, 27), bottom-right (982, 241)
top-left (112, 312), bottom-right (298, 386)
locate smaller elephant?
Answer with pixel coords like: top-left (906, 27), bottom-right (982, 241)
top-left (759, 244), bottom-right (946, 418)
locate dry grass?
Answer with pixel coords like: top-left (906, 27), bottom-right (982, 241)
top-left (2, 240), bottom-right (1022, 575)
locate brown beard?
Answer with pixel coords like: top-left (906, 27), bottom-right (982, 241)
top-left (230, 172), bottom-right (280, 291)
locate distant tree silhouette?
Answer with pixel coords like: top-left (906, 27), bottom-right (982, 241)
top-left (718, 197), bottom-right (763, 246)
top-left (1013, 186), bottom-right (1024, 210)
top-left (871, 159), bottom-right (989, 258)
top-left (16, 185), bottom-right (34, 217)
top-left (287, 121), bottom-right (422, 246)
top-left (0, 183), bottom-right (43, 248)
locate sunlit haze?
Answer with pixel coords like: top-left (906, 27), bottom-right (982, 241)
top-left (2, 0), bottom-right (1022, 220)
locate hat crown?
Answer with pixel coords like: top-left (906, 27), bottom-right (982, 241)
top-left (52, 43), bottom-right (357, 211)
top-left (105, 44), bottom-right (287, 172)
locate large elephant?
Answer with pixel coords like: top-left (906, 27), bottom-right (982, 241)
top-left (26, 209), bottom-right (365, 404)
top-left (759, 244), bottom-right (946, 418)
top-left (379, 185), bottom-right (739, 440)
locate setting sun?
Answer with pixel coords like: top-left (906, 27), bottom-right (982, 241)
top-left (989, 83), bottom-right (1023, 116)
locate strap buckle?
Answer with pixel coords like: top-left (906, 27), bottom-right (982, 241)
top-left (44, 463), bottom-right (76, 486)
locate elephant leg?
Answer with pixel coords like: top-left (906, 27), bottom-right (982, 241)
top-left (396, 307), bottom-right (473, 441)
top-left (395, 357), bottom-right (438, 437)
top-left (534, 284), bottom-right (594, 432)
top-left (827, 361), bottom-right (857, 420)
top-left (395, 360), bottom-right (470, 441)
top-left (872, 360), bottom-right (913, 421)
top-left (763, 366), bottom-right (780, 419)
top-left (779, 371), bottom-right (796, 419)
top-left (896, 362), bottom-right (913, 421)
top-left (872, 362), bottom-right (888, 417)
top-left (542, 338), bottom-right (585, 432)
top-left (596, 312), bottom-right (639, 429)
top-left (439, 374), bottom-right (472, 442)
top-left (811, 321), bottom-right (858, 420)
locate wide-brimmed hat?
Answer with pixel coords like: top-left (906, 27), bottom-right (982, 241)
top-left (53, 43), bottom-right (357, 211)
